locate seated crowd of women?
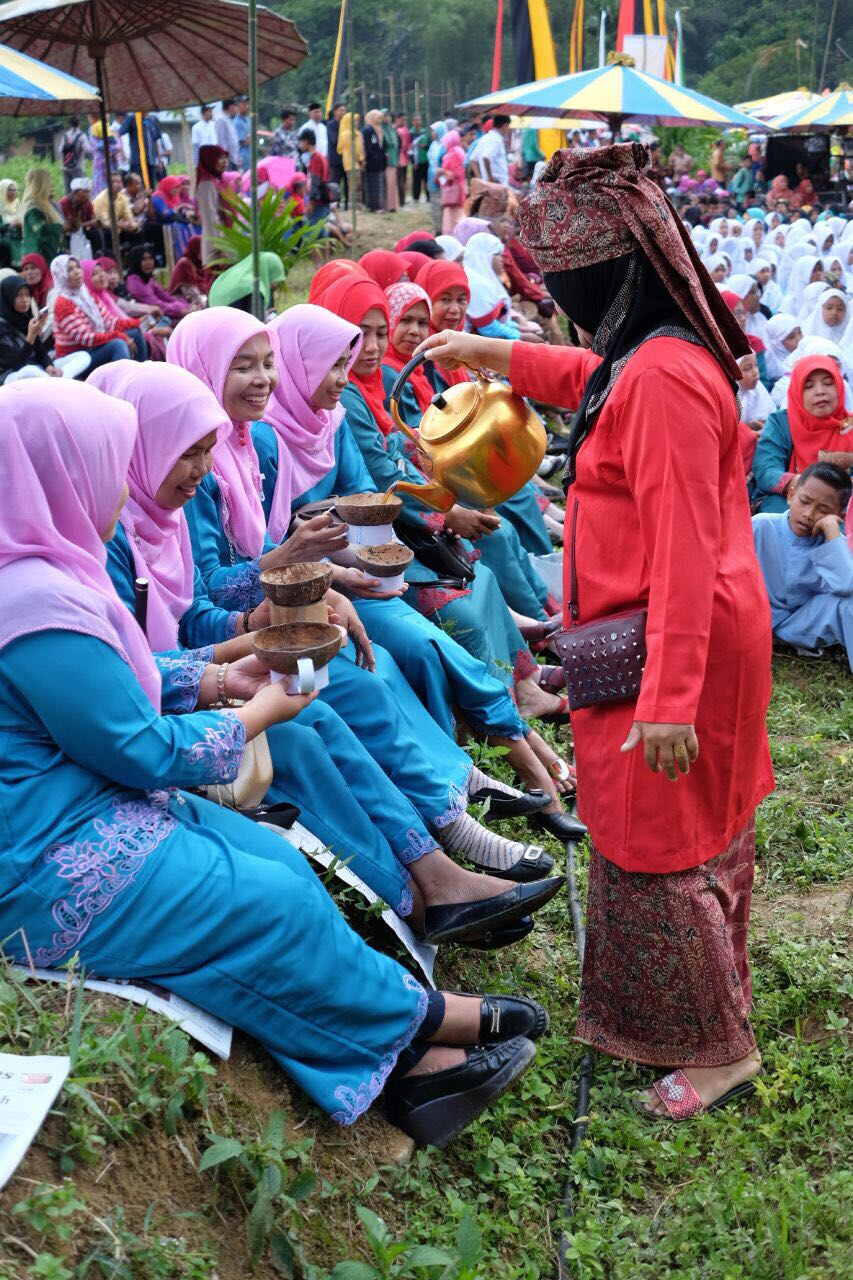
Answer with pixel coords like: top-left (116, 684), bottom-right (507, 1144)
top-left (0, 248), bottom-right (595, 1147)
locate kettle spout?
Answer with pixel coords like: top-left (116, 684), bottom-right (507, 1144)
top-left (393, 479), bottom-right (456, 512)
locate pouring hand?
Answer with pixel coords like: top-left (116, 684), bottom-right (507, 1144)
top-left (414, 330), bottom-right (513, 377)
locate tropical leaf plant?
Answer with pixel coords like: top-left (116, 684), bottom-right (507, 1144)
top-left (210, 187), bottom-right (335, 280)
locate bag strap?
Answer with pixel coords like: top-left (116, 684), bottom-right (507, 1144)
top-left (568, 498), bottom-right (579, 623)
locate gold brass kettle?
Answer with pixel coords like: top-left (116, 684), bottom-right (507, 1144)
top-left (387, 354), bottom-right (547, 512)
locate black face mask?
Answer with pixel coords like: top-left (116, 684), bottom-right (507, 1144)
top-left (544, 251), bottom-right (694, 489)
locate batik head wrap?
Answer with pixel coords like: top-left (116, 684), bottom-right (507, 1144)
top-left (320, 276), bottom-right (394, 437)
top-left (384, 282), bottom-right (434, 413)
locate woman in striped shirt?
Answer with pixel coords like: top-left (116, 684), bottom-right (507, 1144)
top-left (49, 254), bottom-right (147, 372)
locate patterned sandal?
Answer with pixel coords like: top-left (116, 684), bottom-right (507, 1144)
top-left (639, 1069), bottom-right (758, 1121)
top-left (547, 758), bottom-right (577, 795)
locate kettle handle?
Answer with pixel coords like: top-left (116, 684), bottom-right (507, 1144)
top-left (389, 352), bottom-right (435, 444)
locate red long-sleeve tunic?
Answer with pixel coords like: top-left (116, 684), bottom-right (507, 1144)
top-left (511, 338), bottom-right (775, 873)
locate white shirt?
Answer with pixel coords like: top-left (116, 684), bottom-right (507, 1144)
top-left (476, 129), bottom-right (509, 185)
top-left (300, 119), bottom-right (328, 158)
top-left (191, 118), bottom-right (217, 162)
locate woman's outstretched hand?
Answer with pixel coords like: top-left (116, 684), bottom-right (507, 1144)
top-left (621, 721), bottom-right (699, 781)
top-left (414, 330), bottom-right (513, 377)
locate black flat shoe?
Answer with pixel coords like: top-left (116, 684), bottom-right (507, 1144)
top-left (458, 916), bottom-right (534, 950)
top-left (471, 786), bottom-right (551, 821)
top-left (442, 993), bottom-right (549, 1043)
top-left (386, 1037), bottom-right (537, 1148)
top-left (488, 845), bottom-right (554, 882)
top-left (533, 809), bottom-right (588, 843)
top-left (420, 876), bottom-right (563, 945)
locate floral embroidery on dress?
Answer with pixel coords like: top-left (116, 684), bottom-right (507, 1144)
top-left (224, 612), bottom-right (240, 640)
top-left (433, 779), bottom-right (469, 829)
top-left (155, 647), bottom-right (215, 713)
top-left (400, 829), bottom-right (440, 865)
top-left (413, 585), bottom-right (471, 616)
top-left (180, 710), bottom-right (246, 782)
top-left (32, 799), bottom-right (178, 967)
top-left (331, 973), bottom-right (428, 1125)
top-left (208, 561), bottom-right (262, 611)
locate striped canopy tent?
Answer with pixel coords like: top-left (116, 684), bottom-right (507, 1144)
top-left (461, 64), bottom-right (770, 139)
top-left (767, 85), bottom-right (853, 133)
top-left (0, 39), bottom-right (97, 108)
top-left (734, 89), bottom-right (821, 122)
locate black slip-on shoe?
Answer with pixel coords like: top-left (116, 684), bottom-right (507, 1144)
top-left (457, 916), bottom-right (534, 950)
top-left (470, 786), bottom-right (552, 821)
top-left (488, 845), bottom-right (555, 882)
top-left (533, 809), bottom-right (588, 843)
top-left (439, 993), bottom-right (549, 1043)
top-left (386, 1037), bottom-right (537, 1148)
top-left (420, 876), bottom-right (563, 945)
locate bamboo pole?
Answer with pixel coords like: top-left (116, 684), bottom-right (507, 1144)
top-left (248, 0), bottom-right (261, 317)
top-left (347, 0), bottom-right (357, 251)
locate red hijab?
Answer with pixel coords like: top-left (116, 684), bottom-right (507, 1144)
top-left (720, 290), bottom-right (765, 356)
top-left (417, 259), bottom-right (473, 388)
top-left (168, 236), bottom-right (214, 295)
top-left (359, 249), bottom-right (409, 290)
top-left (196, 144), bottom-right (228, 189)
top-left (156, 175), bottom-right (186, 208)
top-left (395, 228), bottom-right (434, 252)
top-left (308, 258), bottom-right (368, 305)
top-left (321, 276), bottom-right (395, 437)
top-left (384, 282), bottom-right (434, 414)
top-left (400, 250), bottom-right (433, 279)
top-left (786, 356), bottom-right (853, 473)
top-left (20, 253), bottom-right (52, 308)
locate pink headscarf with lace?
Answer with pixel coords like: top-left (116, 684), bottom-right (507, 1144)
top-left (82, 257), bottom-right (124, 319)
top-left (167, 307), bottom-right (270, 559)
top-left (0, 379), bottom-right (162, 710)
top-left (265, 304), bottom-right (362, 542)
top-left (90, 363), bottom-right (229, 650)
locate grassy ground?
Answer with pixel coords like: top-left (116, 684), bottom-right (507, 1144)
top-left (1, 207), bottom-right (851, 1278)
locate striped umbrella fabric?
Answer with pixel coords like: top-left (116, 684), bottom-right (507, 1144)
top-left (461, 64), bottom-right (769, 131)
top-left (734, 89), bottom-right (821, 121)
top-left (0, 39), bottom-right (96, 106)
top-left (0, 0), bottom-right (307, 115)
top-left (767, 86), bottom-right (853, 132)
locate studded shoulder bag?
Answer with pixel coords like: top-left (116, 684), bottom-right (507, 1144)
top-left (552, 500), bottom-right (648, 711)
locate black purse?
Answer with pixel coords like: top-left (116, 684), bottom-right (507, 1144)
top-left (552, 501), bottom-right (647, 711)
top-left (394, 517), bottom-right (476, 587)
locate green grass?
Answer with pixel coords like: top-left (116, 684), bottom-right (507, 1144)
top-left (1, 657), bottom-right (850, 1280)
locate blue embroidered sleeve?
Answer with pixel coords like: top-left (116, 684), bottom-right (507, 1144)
top-left (207, 560), bottom-right (262, 611)
top-left (3, 632), bottom-right (247, 793)
top-left (155, 646), bottom-right (214, 714)
top-left (179, 567), bottom-right (240, 648)
top-left (184, 475), bottom-right (267, 611)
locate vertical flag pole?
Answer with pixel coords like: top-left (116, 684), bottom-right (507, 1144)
top-left (346, 0), bottom-right (357, 254)
top-left (492, 0), bottom-right (505, 92)
top-left (248, 0), bottom-right (261, 318)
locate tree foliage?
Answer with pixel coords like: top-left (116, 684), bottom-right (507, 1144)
top-left (262, 0), bottom-right (853, 126)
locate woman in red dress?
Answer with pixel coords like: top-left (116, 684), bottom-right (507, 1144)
top-left (418, 143), bottom-right (775, 1121)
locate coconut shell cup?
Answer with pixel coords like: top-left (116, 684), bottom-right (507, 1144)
top-left (259, 562), bottom-right (333, 607)
top-left (354, 542), bottom-right (415, 578)
top-left (334, 491), bottom-right (403, 526)
top-left (252, 622), bottom-right (343, 675)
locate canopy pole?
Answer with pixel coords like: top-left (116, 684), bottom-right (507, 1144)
top-left (92, 54), bottom-right (121, 273)
top-left (608, 112), bottom-right (624, 142)
top-left (346, 0), bottom-right (357, 254)
top-left (248, 0), bottom-right (261, 318)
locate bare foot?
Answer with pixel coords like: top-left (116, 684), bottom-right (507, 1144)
top-left (516, 676), bottom-right (565, 721)
top-left (413, 853), bottom-right (522, 910)
top-left (527, 730), bottom-right (576, 802)
top-left (642, 1052), bottom-right (762, 1117)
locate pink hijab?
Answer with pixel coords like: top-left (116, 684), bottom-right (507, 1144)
top-left (89, 363), bottom-right (229, 651)
top-left (453, 216), bottom-right (490, 246)
top-left (167, 307), bottom-right (270, 559)
top-left (82, 257), bottom-right (124, 320)
top-left (0, 380), bottom-right (161, 710)
top-left (265, 304), bottom-right (363, 541)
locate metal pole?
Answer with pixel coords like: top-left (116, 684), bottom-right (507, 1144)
top-left (388, 74), bottom-right (395, 115)
top-left (248, 0), bottom-right (261, 318)
top-left (346, 0), bottom-right (357, 251)
top-left (414, 79), bottom-right (421, 118)
top-left (92, 55), bottom-right (121, 270)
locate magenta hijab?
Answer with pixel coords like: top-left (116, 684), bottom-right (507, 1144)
top-left (81, 258), bottom-right (124, 320)
top-left (0, 379), bottom-right (162, 710)
top-left (167, 307), bottom-right (270, 559)
top-left (265, 304), bottom-right (363, 541)
top-left (89, 363), bottom-right (229, 651)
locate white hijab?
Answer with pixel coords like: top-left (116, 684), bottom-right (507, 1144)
top-left (801, 287), bottom-right (850, 344)
top-left (464, 232), bottom-right (511, 321)
top-left (780, 254), bottom-right (821, 313)
top-left (798, 280), bottom-right (830, 320)
top-left (765, 313), bottom-right (800, 381)
top-left (48, 253), bottom-right (107, 331)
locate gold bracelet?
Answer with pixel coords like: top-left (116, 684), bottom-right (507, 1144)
top-left (217, 662), bottom-right (229, 705)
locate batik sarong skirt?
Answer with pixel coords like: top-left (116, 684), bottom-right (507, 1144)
top-left (576, 818), bottom-right (757, 1068)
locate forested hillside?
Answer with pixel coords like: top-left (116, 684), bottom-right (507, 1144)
top-left (263, 0), bottom-right (853, 125)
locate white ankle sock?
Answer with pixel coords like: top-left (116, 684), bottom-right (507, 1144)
top-left (469, 766), bottom-right (523, 800)
top-left (441, 811), bottom-right (526, 871)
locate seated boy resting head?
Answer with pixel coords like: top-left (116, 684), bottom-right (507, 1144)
top-left (752, 462), bottom-right (853, 670)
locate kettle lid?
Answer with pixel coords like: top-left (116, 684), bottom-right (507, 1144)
top-left (419, 382), bottom-right (481, 443)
